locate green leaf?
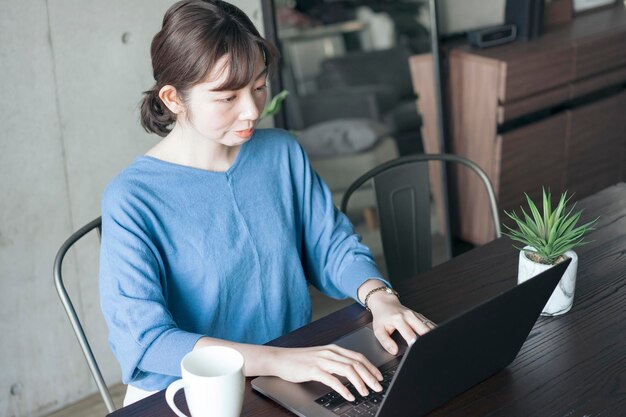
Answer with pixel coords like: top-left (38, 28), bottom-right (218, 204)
top-left (526, 193), bottom-right (545, 238)
top-left (560, 212), bottom-right (582, 237)
top-left (548, 209), bottom-right (567, 245)
top-left (542, 188), bottom-right (552, 230)
top-left (548, 191), bottom-right (567, 233)
top-left (260, 90), bottom-right (290, 120)
top-left (551, 205), bottom-right (571, 238)
top-left (501, 188), bottom-right (599, 259)
top-left (520, 208), bottom-right (539, 236)
top-left (517, 221), bottom-right (539, 242)
top-left (503, 209), bottom-right (519, 223)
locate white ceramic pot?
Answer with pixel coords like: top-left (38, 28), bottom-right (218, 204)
top-left (517, 246), bottom-right (578, 316)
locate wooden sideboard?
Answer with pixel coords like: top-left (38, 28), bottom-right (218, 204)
top-left (410, 4), bottom-right (626, 245)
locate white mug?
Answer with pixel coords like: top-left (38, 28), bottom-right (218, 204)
top-left (165, 346), bottom-right (245, 417)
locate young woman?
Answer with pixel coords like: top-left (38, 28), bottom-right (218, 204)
top-left (99, 0), bottom-right (435, 406)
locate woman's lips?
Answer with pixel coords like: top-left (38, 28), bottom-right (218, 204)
top-left (233, 128), bottom-right (254, 138)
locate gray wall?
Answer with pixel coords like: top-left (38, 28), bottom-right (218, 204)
top-left (0, 1), bottom-right (264, 416)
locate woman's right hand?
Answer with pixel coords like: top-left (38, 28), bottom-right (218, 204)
top-left (268, 345), bottom-right (384, 401)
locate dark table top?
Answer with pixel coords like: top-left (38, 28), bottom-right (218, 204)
top-left (109, 183), bottom-right (626, 417)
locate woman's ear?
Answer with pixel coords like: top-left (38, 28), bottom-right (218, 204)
top-left (159, 85), bottom-right (184, 115)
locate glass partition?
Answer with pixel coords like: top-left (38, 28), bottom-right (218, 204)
top-left (263, 1), bottom-right (438, 278)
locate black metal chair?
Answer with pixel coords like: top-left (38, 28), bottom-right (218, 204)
top-left (340, 154), bottom-right (501, 283)
top-left (53, 216), bottom-right (116, 413)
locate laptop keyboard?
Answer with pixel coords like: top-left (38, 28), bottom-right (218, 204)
top-left (314, 359), bottom-right (400, 416)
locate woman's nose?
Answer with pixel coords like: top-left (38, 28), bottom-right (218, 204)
top-left (239, 95), bottom-right (260, 120)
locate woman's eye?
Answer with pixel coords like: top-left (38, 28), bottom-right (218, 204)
top-left (255, 84), bottom-right (267, 92)
top-left (220, 96), bottom-right (236, 103)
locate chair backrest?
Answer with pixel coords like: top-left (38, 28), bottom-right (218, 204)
top-left (340, 154), bottom-right (501, 283)
top-left (53, 216), bottom-right (116, 413)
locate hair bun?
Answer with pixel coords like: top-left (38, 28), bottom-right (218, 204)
top-left (140, 87), bottom-right (175, 137)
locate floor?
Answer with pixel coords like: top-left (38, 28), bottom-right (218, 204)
top-left (44, 385), bottom-right (125, 417)
top-left (45, 217), bottom-right (452, 417)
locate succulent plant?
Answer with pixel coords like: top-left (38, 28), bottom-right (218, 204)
top-left (503, 188), bottom-right (598, 264)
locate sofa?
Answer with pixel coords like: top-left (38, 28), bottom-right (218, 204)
top-left (297, 46), bottom-right (424, 155)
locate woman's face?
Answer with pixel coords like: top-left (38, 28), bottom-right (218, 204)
top-left (178, 53), bottom-right (268, 147)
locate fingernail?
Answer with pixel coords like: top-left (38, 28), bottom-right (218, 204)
top-left (348, 394), bottom-right (355, 401)
top-left (388, 346), bottom-right (397, 354)
top-left (409, 338), bottom-right (417, 345)
top-left (375, 383), bottom-right (383, 392)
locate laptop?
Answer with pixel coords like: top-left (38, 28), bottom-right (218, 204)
top-left (252, 259), bottom-right (571, 417)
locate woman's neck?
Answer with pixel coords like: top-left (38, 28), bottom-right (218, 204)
top-left (146, 124), bottom-right (240, 172)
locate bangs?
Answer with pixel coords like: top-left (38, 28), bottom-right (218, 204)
top-left (207, 23), bottom-right (278, 91)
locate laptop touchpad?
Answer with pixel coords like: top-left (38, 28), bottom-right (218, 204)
top-left (333, 325), bottom-right (403, 367)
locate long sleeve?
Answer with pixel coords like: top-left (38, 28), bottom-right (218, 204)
top-left (99, 182), bottom-right (203, 388)
top-left (292, 139), bottom-right (390, 301)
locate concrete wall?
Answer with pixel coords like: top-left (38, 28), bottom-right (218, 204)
top-left (0, 1), bottom-right (264, 416)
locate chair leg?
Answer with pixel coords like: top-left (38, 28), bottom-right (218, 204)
top-left (363, 207), bottom-right (378, 230)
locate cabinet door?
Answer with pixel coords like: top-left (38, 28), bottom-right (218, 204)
top-left (498, 114), bottom-right (568, 214)
top-left (565, 92), bottom-right (624, 199)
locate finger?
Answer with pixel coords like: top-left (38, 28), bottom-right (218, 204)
top-left (328, 345), bottom-right (383, 381)
top-left (326, 351), bottom-right (383, 393)
top-left (392, 318), bottom-right (419, 345)
top-left (407, 312), bottom-right (433, 335)
top-left (324, 360), bottom-right (370, 397)
top-left (373, 326), bottom-right (399, 355)
top-left (412, 312), bottom-right (437, 332)
top-left (313, 370), bottom-right (355, 402)
top-left (414, 312), bottom-right (426, 322)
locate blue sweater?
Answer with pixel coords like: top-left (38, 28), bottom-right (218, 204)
top-left (99, 129), bottom-right (385, 390)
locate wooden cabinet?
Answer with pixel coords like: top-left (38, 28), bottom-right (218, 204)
top-left (410, 4), bottom-right (626, 245)
top-left (566, 93), bottom-right (625, 198)
top-left (498, 115), bottom-right (568, 213)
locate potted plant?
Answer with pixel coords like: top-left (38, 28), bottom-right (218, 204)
top-left (503, 188), bottom-right (598, 316)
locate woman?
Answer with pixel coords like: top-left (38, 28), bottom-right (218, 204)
top-left (99, 0), bottom-right (435, 406)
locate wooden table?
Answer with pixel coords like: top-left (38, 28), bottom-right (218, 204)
top-left (108, 183), bottom-right (626, 417)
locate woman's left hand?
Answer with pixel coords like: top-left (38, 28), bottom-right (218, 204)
top-left (367, 291), bottom-right (436, 355)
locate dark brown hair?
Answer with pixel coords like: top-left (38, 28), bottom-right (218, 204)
top-left (140, 0), bottom-right (279, 136)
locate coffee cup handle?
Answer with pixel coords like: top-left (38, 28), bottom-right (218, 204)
top-left (165, 379), bottom-right (189, 417)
